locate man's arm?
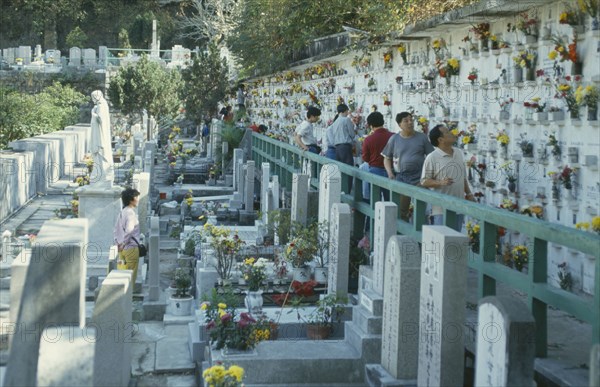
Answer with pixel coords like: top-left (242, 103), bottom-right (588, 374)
top-left (294, 133), bottom-right (307, 151)
top-left (464, 178), bottom-right (475, 201)
top-left (383, 157), bottom-right (395, 179)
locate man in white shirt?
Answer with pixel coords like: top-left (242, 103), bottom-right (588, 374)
top-left (421, 124), bottom-right (475, 231)
top-left (294, 106), bottom-right (322, 154)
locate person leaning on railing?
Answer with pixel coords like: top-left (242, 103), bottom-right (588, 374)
top-left (382, 111), bottom-right (434, 222)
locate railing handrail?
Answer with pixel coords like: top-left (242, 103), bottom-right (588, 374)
top-left (251, 132), bottom-right (600, 353)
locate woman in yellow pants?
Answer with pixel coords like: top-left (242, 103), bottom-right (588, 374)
top-left (113, 188), bottom-right (141, 287)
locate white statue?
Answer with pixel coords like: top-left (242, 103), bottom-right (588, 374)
top-left (89, 90), bottom-right (114, 186)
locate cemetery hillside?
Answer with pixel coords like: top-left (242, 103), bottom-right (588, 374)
top-left (1, 0), bottom-right (599, 386)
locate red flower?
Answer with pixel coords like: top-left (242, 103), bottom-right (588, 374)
top-left (565, 75), bottom-right (571, 81)
top-left (384, 101), bottom-right (391, 106)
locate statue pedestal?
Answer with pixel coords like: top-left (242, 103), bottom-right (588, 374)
top-left (76, 184), bottom-right (123, 277)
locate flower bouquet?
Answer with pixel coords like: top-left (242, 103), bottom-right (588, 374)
top-left (553, 80), bottom-right (580, 118)
top-left (203, 363), bottom-right (244, 387)
top-left (465, 221), bottom-right (480, 253)
top-left (512, 50), bottom-right (537, 69)
top-left (548, 35), bottom-right (578, 63)
top-left (431, 38), bottom-right (447, 59)
top-left (500, 161), bottom-right (518, 183)
top-left (383, 50), bottom-right (393, 68)
top-left (397, 43), bottom-right (407, 64)
top-left (283, 237), bottom-right (316, 268)
top-left (239, 257), bottom-right (268, 291)
top-left (467, 68), bottom-right (478, 84)
top-left (496, 129), bottom-right (510, 149)
top-left (511, 245), bottom-right (529, 271)
top-left (470, 23), bottom-right (491, 50)
top-left (575, 84), bottom-right (599, 120)
top-left (422, 66), bottom-right (438, 81)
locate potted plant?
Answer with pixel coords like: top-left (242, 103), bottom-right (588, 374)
top-left (169, 267), bottom-right (193, 316)
top-left (294, 293), bottom-right (347, 340)
top-left (283, 222), bottom-right (317, 281)
top-left (204, 223), bottom-right (244, 284)
top-left (239, 257), bottom-right (268, 315)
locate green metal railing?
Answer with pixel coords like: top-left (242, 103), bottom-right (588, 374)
top-left (252, 132), bottom-right (600, 357)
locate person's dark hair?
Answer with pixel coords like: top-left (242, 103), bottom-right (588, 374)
top-left (332, 113), bottom-right (339, 123)
top-left (121, 188), bottom-right (140, 208)
top-left (429, 124), bottom-right (446, 147)
top-left (306, 106), bottom-right (321, 119)
top-left (337, 104), bottom-right (349, 113)
top-left (258, 124), bottom-right (268, 133)
top-left (395, 111), bottom-right (412, 124)
top-left (367, 112), bottom-right (385, 127)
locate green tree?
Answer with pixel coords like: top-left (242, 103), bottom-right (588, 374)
top-left (181, 44), bottom-right (229, 124)
top-left (108, 55), bottom-right (183, 138)
top-left (0, 83), bottom-right (86, 149)
top-left (65, 26), bottom-right (88, 48)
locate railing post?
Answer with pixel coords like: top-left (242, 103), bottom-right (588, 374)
top-left (414, 199), bottom-right (427, 232)
top-left (529, 237), bottom-right (548, 357)
top-left (479, 222), bottom-right (497, 299)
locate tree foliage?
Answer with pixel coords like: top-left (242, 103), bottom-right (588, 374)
top-left (0, 83), bottom-right (86, 149)
top-left (181, 44), bottom-right (229, 124)
top-left (108, 55), bottom-right (183, 129)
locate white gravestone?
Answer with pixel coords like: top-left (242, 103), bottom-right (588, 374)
top-left (34, 44), bottom-right (42, 60)
top-left (69, 47), bottom-right (81, 66)
top-left (148, 217), bottom-right (160, 301)
top-left (92, 270), bottom-right (133, 387)
top-left (417, 226), bottom-right (469, 387)
top-left (291, 173), bottom-right (309, 226)
top-left (244, 161), bottom-right (255, 211)
top-left (98, 46), bottom-right (108, 66)
top-left (381, 235), bottom-right (421, 381)
top-left (373, 201), bottom-right (398, 296)
top-left (45, 49), bottom-right (60, 64)
top-left (261, 163), bottom-right (270, 222)
top-left (474, 296), bottom-right (536, 387)
top-left (270, 175), bottom-right (280, 213)
top-left (591, 344), bottom-right (600, 387)
top-left (37, 327), bottom-right (96, 387)
top-left (134, 172), bottom-right (150, 235)
top-left (17, 46), bottom-right (31, 64)
top-left (318, 164), bottom-right (341, 225)
top-left (328, 203), bottom-right (351, 297)
top-left (221, 141), bottom-right (229, 180)
top-left (83, 48), bottom-right (96, 66)
top-left (4, 219), bottom-right (89, 387)
top-left (233, 149), bottom-right (244, 190)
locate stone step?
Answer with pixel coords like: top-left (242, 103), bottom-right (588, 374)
top-left (209, 340), bottom-right (365, 385)
top-left (359, 288), bottom-right (383, 317)
top-left (352, 304), bottom-right (382, 335)
top-left (344, 320), bottom-right (381, 365)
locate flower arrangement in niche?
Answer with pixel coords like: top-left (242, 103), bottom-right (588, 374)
top-left (557, 165), bottom-right (575, 189)
top-left (239, 257), bottom-right (268, 291)
top-left (465, 221), bottom-right (480, 253)
top-left (523, 97), bottom-right (545, 112)
top-left (470, 23), bottom-right (491, 43)
top-left (575, 85), bottom-right (599, 110)
top-left (466, 156), bottom-right (486, 181)
top-left (548, 35), bottom-right (578, 63)
top-left (499, 96), bottom-right (514, 112)
top-left (512, 50), bottom-right (537, 68)
top-left (559, 6), bottom-right (583, 26)
top-left (496, 129), bottom-right (510, 148)
top-left (509, 12), bottom-right (539, 36)
top-left (422, 66), bottom-right (438, 81)
top-left (383, 50), bottom-right (393, 68)
top-left (383, 93), bottom-right (391, 107)
top-left (467, 68), bottom-right (478, 84)
top-left (553, 81), bottom-right (579, 116)
top-left (556, 262), bottom-right (573, 291)
top-left (397, 43), bottom-right (407, 64)
top-left (462, 35), bottom-right (478, 53)
top-left (500, 161), bottom-right (518, 182)
top-left (203, 363), bottom-right (244, 387)
top-left (416, 116), bottom-right (429, 133)
top-left (511, 244), bottom-right (529, 271)
top-left (519, 136), bottom-right (534, 157)
top-left (431, 38), bottom-right (447, 59)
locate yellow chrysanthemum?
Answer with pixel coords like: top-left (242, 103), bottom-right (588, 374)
top-left (575, 222), bottom-right (590, 230)
top-left (548, 51), bottom-right (558, 60)
top-left (558, 84), bottom-right (570, 92)
top-left (462, 136), bottom-right (471, 144)
top-left (218, 303), bottom-right (227, 309)
top-left (227, 365), bottom-right (244, 382)
top-left (448, 58), bottom-right (460, 69)
top-left (451, 129), bottom-right (459, 136)
top-left (592, 216), bottom-right (600, 232)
